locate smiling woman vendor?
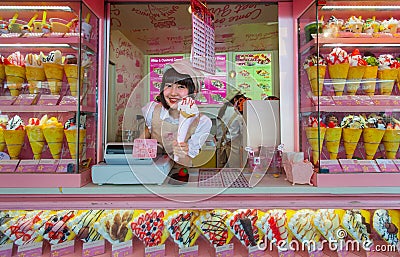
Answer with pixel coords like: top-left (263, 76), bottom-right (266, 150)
top-left (141, 59), bottom-right (212, 167)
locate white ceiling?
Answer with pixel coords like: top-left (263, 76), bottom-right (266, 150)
top-left (110, 3), bottom-right (278, 54)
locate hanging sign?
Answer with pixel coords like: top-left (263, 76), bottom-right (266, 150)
top-left (191, 0), bottom-right (215, 74)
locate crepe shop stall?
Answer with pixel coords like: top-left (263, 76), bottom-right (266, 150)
top-left (0, 1), bottom-right (400, 257)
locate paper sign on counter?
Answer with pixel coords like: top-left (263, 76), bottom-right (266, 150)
top-left (339, 159), bottom-right (362, 173)
top-left (248, 245), bottom-right (264, 257)
top-left (376, 159), bottom-right (399, 172)
top-left (357, 160), bottom-right (381, 173)
top-left (50, 240), bottom-right (75, 257)
top-left (82, 239), bottom-right (105, 257)
top-left (144, 244), bottom-right (165, 257)
top-left (179, 245), bottom-right (198, 257)
top-left (0, 243), bottom-right (13, 257)
top-left (215, 243), bottom-right (234, 257)
top-left (111, 240), bottom-right (133, 257)
top-left (17, 241), bottom-right (43, 257)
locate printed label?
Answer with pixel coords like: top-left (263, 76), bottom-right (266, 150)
top-left (179, 245), bottom-right (198, 257)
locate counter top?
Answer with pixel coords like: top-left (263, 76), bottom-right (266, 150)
top-left (1, 171), bottom-right (400, 209)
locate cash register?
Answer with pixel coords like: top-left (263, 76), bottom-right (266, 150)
top-left (92, 142), bottom-right (173, 185)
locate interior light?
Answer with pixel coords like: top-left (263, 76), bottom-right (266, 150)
top-left (0, 44), bottom-right (71, 47)
top-left (0, 6), bottom-right (72, 12)
top-left (321, 6), bottom-right (400, 11)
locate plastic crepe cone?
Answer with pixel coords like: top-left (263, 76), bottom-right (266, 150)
top-left (25, 66), bottom-right (45, 94)
top-left (3, 130), bottom-right (25, 159)
top-left (5, 65), bottom-right (25, 96)
top-left (328, 63), bottom-right (349, 96)
top-left (363, 128), bottom-right (385, 160)
top-left (306, 66), bottom-right (326, 96)
top-left (346, 66), bottom-right (366, 95)
top-left (64, 64), bottom-right (83, 96)
top-left (377, 69), bottom-right (398, 95)
top-left (0, 64), bottom-right (5, 81)
top-left (0, 129), bottom-right (5, 152)
top-left (397, 68), bottom-right (400, 90)
top-left (43, 63), bottom-right (63, 95)
top-left (342, 128), bottom-right (362, 159)
top-left (382, 129), bottom-right (400, 159)
top-left (325, 127), bottom-right (342, 159)
top-left (64, 129), bottom-right (86, 159)
top-left (42, 127), bottom-right (64, 159)
top-left (26, 126), bottom-right (45, 159)
top-left (362, 66), bottom-right (378, 95)
top-left (305, 127), bottom-right (326, 165)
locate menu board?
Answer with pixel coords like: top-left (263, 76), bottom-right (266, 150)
top-left (191, 0), bottom-right (215, 74)
top-left (234, 51), bottom-right (273, 99)
top-left (149, 55), bottom-right (184, 102)
top-left (199, 53), bottom-right (227, 105)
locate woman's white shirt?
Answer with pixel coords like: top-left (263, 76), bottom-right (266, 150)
top-left (142, 101), bottom-right (212, 158)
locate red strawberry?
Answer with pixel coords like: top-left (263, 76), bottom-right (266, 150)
top-left (328, 121), bottom-right (336, 128)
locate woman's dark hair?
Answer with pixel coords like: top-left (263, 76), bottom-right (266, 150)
top-left (159, 68), bottom-right (196, 109)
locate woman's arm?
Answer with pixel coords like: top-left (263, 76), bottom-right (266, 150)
top-left (173, 141), bottom-right (192, 167)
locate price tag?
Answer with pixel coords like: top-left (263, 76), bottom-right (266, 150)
top-left (178, 245), bottom-right (198, 257)
top-left (144, 244), bottom-right (165, 257)
top-left (0, 243), bottom-right (13, 257)
top-left (17, 241), bottom-right (43, 257)
top-left (215, 243), bottom-right (234, 257)
top-left (50, 240), bottom-right (75, 257)
top-left (111, 240), bottom-right (133, 257)
top-left (82, 239), bottom-right (105, 257)
top-left (248, 245), bottom-right (264, 257)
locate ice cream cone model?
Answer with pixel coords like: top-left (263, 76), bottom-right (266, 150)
top-left (377, 54), bottom-right (400, 95)
top-left (382, 120), bottom-right (400, 159)
top-left (305, 127), bottom-right (326, 165)
top-left (362, 55), bottom-right (379, 95)
top-left (4, 115), bottom-right (25, 159)
top-left (25, 54), bottom-right (45, 94)
top-left (373, 210), bottom-right (400, 252)
top-left (64, 129), bottom-right (86, 159)
top-left (326, 48), bottom-right (350, 96)
top-left (26, 115), bottom-right (48, 159)
top-left (325, 127), bottom-right (342, 160)
top-left (305, 117), bottom-right (327, 165)
top-left (346, 49), bottom-right (367, 95)
top-left (42, 50), bottom-right (64, 95)
top-left (342, 128), bottom-right (362, 159)
top-left (0, 129), bottom-right (4, 152)
top-left (42, 117), bottom-right (64, 159)
top-left (4, 52), bottom-right (26, 96)
top-left (303, 53), bottom-right (326, 96)
top-left (64, 64), bottom-right (83, 96)
top-left (175, 97), bottom-right (199, 162)
top-left (341, 115), bottom-right (366, 159)
top-left (0, 115), bottom-right (8, 152)
top-left (378, 69), bottom-right (398, 95)
top-left (363, 128), bottom-right (385, 160)
top-left (0, 55), bottom-right (6, 82)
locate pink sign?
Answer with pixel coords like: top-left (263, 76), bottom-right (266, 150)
top-left (111, 241), bottom-right (133, 257)
top-left (319, 160), bottom-right (343, 173)
top-left (0, 160), bottom-right (19, 172)
top-left (133, 139), bottom-right (157, 158)
top-left (311, 96), bottom-right (335, 106)
top-left (376, 159), bottom-right (399, 172)
top-left (215, 243), bottom-right (234, 257)
top-left (17, 242), bottom-right (43, 257)
top-left (144, 244), bottom-right (165, 257)
top-left (370, 95), bottom-right (393, 106)
top-left (357, 160), bottom-right (381, 173)
top-left (15, 160), bottom-right (39, 173)
top-left (149, 55), bottom-right (184, 102)
top-left (332, 96), bottom-right (372, 106)
top-left (248, 246), bottom-right (264, 257)
top-left (278, 250), bottom-right (295, 257)
top-left (13, 94), bottom-right (37, 105)
top-left (339, 159), bottom-right (362, 173)
top-left (0, 243), bottom-right (13, 257)
top-left (37, 95), bottom-right (60, 105)
top-left (393, 160), bottom-right (400, 170)
top-left (82, 240), bottom-right (105, 257)
top-left (56, 159), bottom-right (75, 173)
top-left (179, 245), bottom-right (198, 257)
top-left (50, 240), bottom-right (75, 257)
top-left (36, 159), bottom-right (59, 173)
top-left (0, 96), bottom-right (16, 105)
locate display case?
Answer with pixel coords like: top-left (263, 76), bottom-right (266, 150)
top-left (0, 1), bottom-right (99, 187)
top-left (298, 0), bottom-right (400, 187)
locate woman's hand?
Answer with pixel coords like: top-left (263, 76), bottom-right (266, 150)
top-left (173, 141), bottom-right (192, 166)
